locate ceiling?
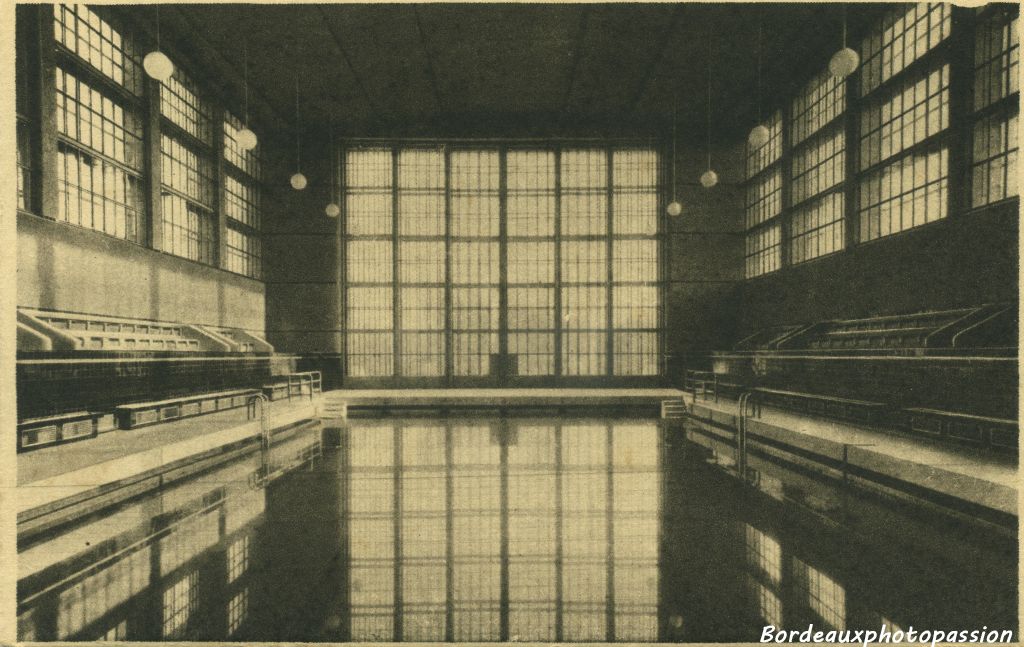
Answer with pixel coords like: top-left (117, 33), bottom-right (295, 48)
top-left (119, 3), bottom-right (888, 144)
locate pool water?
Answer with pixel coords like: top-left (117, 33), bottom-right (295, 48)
top-left (17, 416), bottom-right (1018, 642)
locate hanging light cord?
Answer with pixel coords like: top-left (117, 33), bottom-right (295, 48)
top-left (295, 78), bottom-right (301, 172)
top-left (243, 41), bottom-right (249, 125)
top-left (671, 96), bottom-right (678, 200)
top-left (155, 5), bottom-right (161, 50)
top-left (756, 18), bottom-right (763, 122)
top-left (706, 34), bottom-right (712, 171)
top-left (842, 4), bottom-right (848, 48)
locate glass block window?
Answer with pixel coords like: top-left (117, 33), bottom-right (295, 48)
top-left (55, 68), bottom-right (144, 242)
top-left (342, 144), bottom-right (661, 381)
top-left (972, 8), bottom-right (1019, 207)
top-left (859, 145), bottom-right (947, 242)
top-left (54, 4), bottom-right (142, 94)
top-left (791, 191), bottom-right (845, 264)
top-left (745, 222), bottom-right (781, 279)
top-left (161, 66), bottom-right (213, 144)
top-left (791, 69), bottom-right (846, 146)
top-left (860, 3), bottom-right (951, 96)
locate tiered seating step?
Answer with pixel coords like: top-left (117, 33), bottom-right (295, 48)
top-left (904, 407), bottom-right (1018, 452)
top-left (17, 411), bottom-right (113, 451)
top-left (752, 388), bottom-right (890, 425)
top-left (115, 388), bottom-right (260, 430)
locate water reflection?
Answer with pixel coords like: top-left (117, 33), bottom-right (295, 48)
top-left (16, 417), bottom-right (1018, 642)
top-left (345, 420), bottom-right (661, 642)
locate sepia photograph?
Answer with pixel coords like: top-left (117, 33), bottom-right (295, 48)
top-left (6, 1), bottom-right (1020, 644)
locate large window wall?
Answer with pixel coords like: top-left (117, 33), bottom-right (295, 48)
top-left (344, 144), bottom-right (663, 384)
top-left (743, 2), bottom-right (1018, 280)
top-left (17, 4), bottom-right (264, 280)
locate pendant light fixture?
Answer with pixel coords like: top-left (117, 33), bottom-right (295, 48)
top-left (700, 31), bottom-right (719, 189)
top-left (143, 5), bottom-right (174, 82)
top-left (325, 117), bottom-right (341, 218)
top-left (830, 4), bottom-right (860, 79)
top-left (236, 40), bottom-right (258, 151)
top-left (290, 78), bottom-right (307, 191)
top-left (666, 95), bottom-right (683, 217)
top-left (748, 17), bottom-right (770, 149)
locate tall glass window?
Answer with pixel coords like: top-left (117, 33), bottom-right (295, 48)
top-left (972, 6), bottom-right (1019, 207)
top-left (858, 3), bottom-right (951, 242)
top-left (343, 144), bottom-right (662, 382)
top-left (744, 112), bottom-right (783, 278)
top-left (53, 5), bottom-right (145, 242)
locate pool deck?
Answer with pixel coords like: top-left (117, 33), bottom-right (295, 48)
top-left (683, 392), bottom-right (1017, 518)
top-left (17, 397), bottom-right (321, 517)
top-left (334, 387), bottom-right (687, 407)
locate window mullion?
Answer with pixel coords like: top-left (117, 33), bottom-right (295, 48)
top-left (212, 104), bottom-right (227, 269)
top-left (950, 6), bottom-right (977, 218)
top-left (143, 75), bottom-right (163, 251)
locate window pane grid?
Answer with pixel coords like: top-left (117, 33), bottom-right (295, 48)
top-left (161, 193), bottom-right (215, 264)
top-left (792, 69), bottom-right (846, 146)
top-left (225, 173), bottom-right (260, 229)
top-left (745, 168), bottom-right (782, 229)
top-left (54, 4), bottom-right (142, 94)
top-left (160, 66), bottom-right (213, 144)
top-left (224, 112), bottom-right (262, 178)
top-left (745, 222), bottom-right (782, 279)
top-left (17, 117), bottom-right (33, 212)
top-left (746, 111), bottom-right (782, 177)
top-left (971, 111), bottom-right (1018, 207)
top-left (225, 225), bottom-right (261, 279)
top-left (860, 3), bottom-right (951, 96)
top-left (161, 133), bottom-right (215, 208)
top-left (56, 67), bottom-right (143, 170)
top-left (790, 191), bottom-right (845, 264)
top-left (860, 64), bottom-right (949, 171)
top-left (974, 8), bottom-right (1019, 111)
top-left (859, 145), bottom-right (948, 242)
top-left (791, 127), bottom-right (845, 206)
top-left (342, 145), bottom-right (661, 379)
top-left (57, 141), bottom-right (144, 242)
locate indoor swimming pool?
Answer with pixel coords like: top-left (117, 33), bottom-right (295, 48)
top-left (16, 416), bottom-right (1018, 642)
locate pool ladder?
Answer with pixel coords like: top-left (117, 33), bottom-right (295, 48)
top-left (247, 393), bottom-right (271, 485)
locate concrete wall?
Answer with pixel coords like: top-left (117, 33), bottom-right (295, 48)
top-left (18, 211), bottom-right (266, 333)
top-left (736, 201), bottom-right (1019, 335)
top-left (664, 144), bottom-right (745, 369)
top-left (262, 137), bottom-right (342, 353)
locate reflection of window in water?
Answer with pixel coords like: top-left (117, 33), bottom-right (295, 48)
top-left (228, 587), bottom-right (249, 636)
top-left (747, 574), bottom-right (783, 626)
top-left (160, 508), bottom-right (220, 575)
top-left (227, 536), bottom-right (250, 583)
top-left (163, 570), bottom-right (199, 638)
top-left (745, 524), bottom-right (782, 585)
top-left (345, 420), bottom-right (661, 642)
top-left (56, 546), bottom-right (151, 639)
top-left (101, 619), bottom-right (128, 641)
top-left (792, 557), bottom-right (846, 630)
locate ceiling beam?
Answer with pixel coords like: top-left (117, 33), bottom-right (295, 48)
top-left (412, 5), bottom-right (446, 118)
top-left (316, 5), bottom-right (386, 128)
top-left (619, 4), bottom-right (685, 123)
